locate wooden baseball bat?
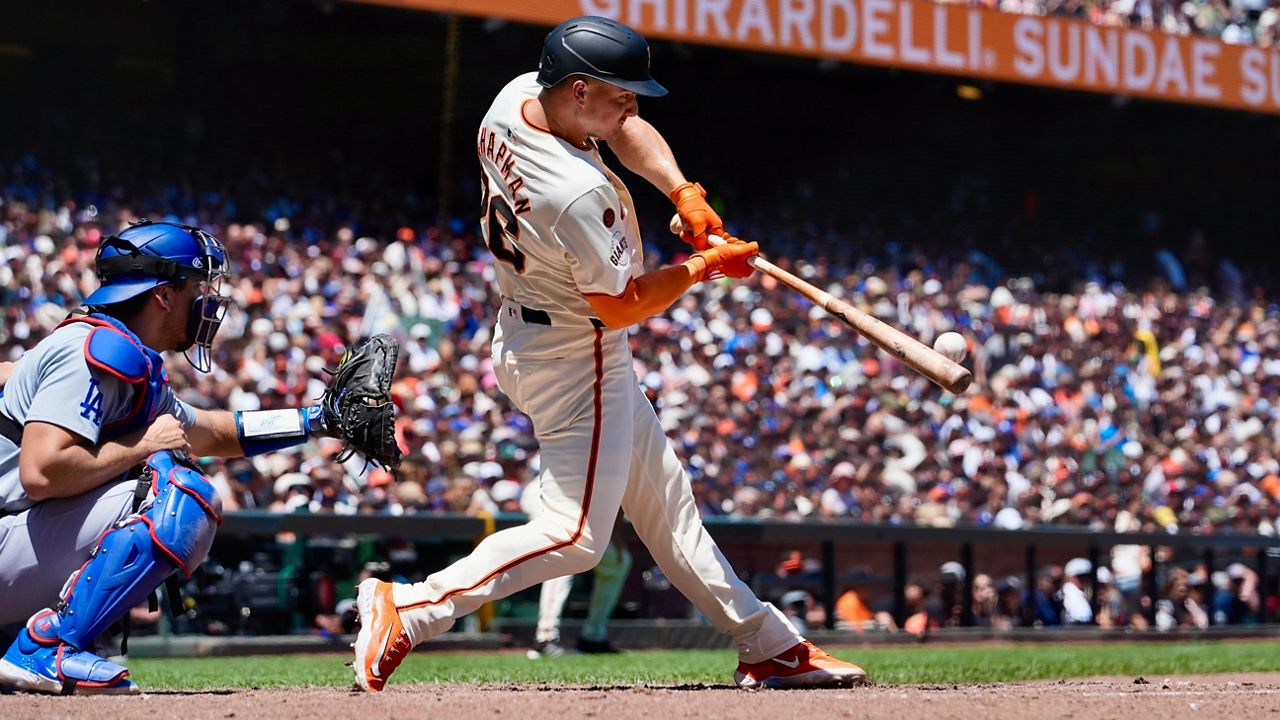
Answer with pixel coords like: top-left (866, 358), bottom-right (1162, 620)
top-left (698, 231), bottom-right (972, 395)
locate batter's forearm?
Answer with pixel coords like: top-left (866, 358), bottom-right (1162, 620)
top-left (587, 261), bottom-right (702, 329)
top-left (629, 263), bottom-right (700, 320)
top-left (607, 117), bottom-right (685, 195)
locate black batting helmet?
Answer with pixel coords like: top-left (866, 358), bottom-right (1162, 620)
top-left (537, 16), bottom-right (667, 97)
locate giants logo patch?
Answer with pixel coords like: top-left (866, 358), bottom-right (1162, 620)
top-left (602, 207), bottom-right (615, 228)
top-left (608, 231), bottom-right (630, 269)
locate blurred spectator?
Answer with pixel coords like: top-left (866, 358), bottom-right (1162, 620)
top-left (1112, 545), bottom-right (1152, 630)
top-left (924, 561), bottom-right (967, 628)
top-left (972, 573), bottom-right (997, 626)
top-left (272, 473), bottom-right (313, 513)
top-left (779, 589), bottom-right (815, 634)
top-left (1188, 569), bottom-right (1216, 622)
top-left (1030, 565), bottom-right (1066, 626)
top-left (1062, 557), bottom-right (1095, 625)
top-left (872, 582), bottom-right (929, 635)
top-left (1156, 567), bottom-right (1210, 629)
top-left (1213, 562), bottom-right (1260, 624)
top-left (776, 550), bottom-right (821, 578)
top-left (992, 576), bottom-right (1029, 629)
top-left (834, 584), bottom-right (879, 631)
top-left (1095, 566), bottom-right (1121, 629)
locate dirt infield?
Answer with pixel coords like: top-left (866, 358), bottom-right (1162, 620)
top-left (5, 673), bottom-right (1280, 719)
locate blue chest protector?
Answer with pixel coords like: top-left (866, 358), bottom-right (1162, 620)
top-left (57, 314), bottom-right (170, 440)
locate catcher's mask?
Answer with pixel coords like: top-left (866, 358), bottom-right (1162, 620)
top-left (86, 219), bottom-right (233, 373)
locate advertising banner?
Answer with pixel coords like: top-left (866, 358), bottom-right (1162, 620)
top-left (355, 0), bottom-right (1280, 114)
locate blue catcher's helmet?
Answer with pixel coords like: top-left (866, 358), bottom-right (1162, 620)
top-left (85, 220), bottom-right (233, 372)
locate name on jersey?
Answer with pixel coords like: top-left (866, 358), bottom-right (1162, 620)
top-left (477, 127), bottom-right (530, 215)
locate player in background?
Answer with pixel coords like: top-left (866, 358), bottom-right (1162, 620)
top-left (0, 221), bottom-right (362, 694)
top-left (353, 16), bottom-right (866, 691)
top-left (528, 509), bottom-right (631, 657)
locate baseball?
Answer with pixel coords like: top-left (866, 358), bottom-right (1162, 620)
top-left (933, 332), bottom-right (967, 363)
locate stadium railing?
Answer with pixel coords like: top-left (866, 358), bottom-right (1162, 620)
top-left (219, 512), bottom-right (1280, 630)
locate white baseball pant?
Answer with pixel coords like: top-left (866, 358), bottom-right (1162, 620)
top-left (535, 539), bottom-right (631, 644)
top-left (391, 301), bottom-right (800, 661)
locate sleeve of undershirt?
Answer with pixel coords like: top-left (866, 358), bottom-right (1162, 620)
top-left (154, 387), bottom-right (198, 429)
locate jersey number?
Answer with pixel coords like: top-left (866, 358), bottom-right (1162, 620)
top-left (481, 179), bottom-right (526, 273)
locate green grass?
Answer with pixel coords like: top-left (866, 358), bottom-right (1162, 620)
top-left (126, 640), bottom-right (1280, 690)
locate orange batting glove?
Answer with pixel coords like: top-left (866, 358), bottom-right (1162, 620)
top-left (669, 181), bottom-right (723, 251)
top-left (688, 238), bottom-right (759, 281)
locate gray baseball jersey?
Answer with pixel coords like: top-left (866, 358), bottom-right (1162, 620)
top-left (0, 321), bottom-right (196, 515)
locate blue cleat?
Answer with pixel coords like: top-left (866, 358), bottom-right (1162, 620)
top-left (0, 609), bottom-right (138, 695)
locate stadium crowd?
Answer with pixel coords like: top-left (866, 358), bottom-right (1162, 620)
top-left (957, 0), bottom-right (1280, 47)
top-left (775, 553), bottom-right (1271, 632)
top-left (2, 158), bottom-right (1278, 544)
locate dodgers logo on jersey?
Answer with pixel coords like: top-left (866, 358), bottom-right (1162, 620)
top-left (80, 378), bottom-right (104, 426)
top-left (608, 231), bottom-right (630, 269)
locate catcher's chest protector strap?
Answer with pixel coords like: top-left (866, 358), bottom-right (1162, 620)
top-left (0, 411), bottom-right (21, 446)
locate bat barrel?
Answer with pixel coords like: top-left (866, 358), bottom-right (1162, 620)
top-left (699, 233), bottom-right (972, 394)
top-left (746, 248), bottom-right (971, 394)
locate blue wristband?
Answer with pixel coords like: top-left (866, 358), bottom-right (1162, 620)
top-left (235, 407), bottom-right (322, 457)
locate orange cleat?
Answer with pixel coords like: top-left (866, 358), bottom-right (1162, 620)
top-left (733, 640), bottom-right (867, 689)
top-left (352, 578), bottom-right (413, 692)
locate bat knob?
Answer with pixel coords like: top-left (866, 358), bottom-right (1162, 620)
top-left (669, 212), bottom-right (685, 236)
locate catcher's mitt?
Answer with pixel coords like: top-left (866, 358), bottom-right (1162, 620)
top-left (320, 334), bottom-right (402, 469)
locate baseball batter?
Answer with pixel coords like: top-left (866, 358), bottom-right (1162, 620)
top-left (353, 16), bottom-right (865, 691)
top-left (0, 221), bottom-right (391, 694)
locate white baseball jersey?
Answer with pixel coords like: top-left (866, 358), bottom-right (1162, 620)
top-left (476, 72), bottom-right (643, 321)
top-left (388, 73), bottom-right (804, 668)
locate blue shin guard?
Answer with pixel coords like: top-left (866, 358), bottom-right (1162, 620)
top-left (0, 452), bottom-right (221, 694)
top-left (59, 451), bottom-right (222, 648)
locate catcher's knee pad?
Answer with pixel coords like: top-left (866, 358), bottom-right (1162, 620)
top-left (54, 451), bottom-right (222, 649)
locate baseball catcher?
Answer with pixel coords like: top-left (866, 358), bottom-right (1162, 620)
top-left (0, 220), bottom-right (399, 695)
